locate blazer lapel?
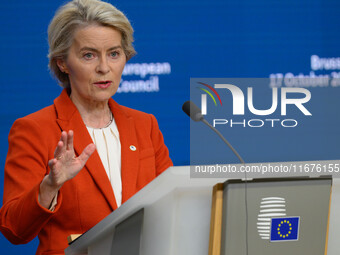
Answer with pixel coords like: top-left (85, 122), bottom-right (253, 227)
top-left (54, 90), bottom-right (117, 210)
top-left (109, 100), bottom-right (139, 203)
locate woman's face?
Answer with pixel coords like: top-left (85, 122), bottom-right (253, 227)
top-left (57, 25), bottom-right (126, 106)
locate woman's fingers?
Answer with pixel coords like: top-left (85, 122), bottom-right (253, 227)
top-left (78, 143), bottom-right (96, 164)
top-left (54, 130), bottom-right (76, 159)
top-left (48, 158), bottom-right (57, 170)
top-left (60, 131), bottom-right (67, 147)
top-left (54, 131), bottom-right (67, 157)
top-left (49, 131), bottom-right (95, 187)
top-left (54, 140), bottom-right (64, 159)
top-left (66, 130), bottom-right (74, 151)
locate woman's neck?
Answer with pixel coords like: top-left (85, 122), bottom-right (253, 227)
top-left (70, 93), bottom-right (112, 129)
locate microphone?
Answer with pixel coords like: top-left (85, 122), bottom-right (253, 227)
top-left (182, 101), bottom-right (245, 164)
top-left (182, 100), bottom-right (204, 122)
top-left (183, 101), bottom-right (249, 255)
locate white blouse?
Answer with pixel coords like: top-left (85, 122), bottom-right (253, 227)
top-left (86, 118), bottom-right (122, 207)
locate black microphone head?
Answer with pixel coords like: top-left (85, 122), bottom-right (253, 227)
top-left (182, 101), bottom-right (204, 122)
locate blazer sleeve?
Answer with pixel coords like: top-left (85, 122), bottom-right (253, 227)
top-left (149, 114), bottom-right (173, 175)
top-left (0, 117), bottom-right (62, 244)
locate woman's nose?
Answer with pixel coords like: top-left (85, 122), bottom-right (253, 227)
top-left (96, 57), bottom-right (110, 74)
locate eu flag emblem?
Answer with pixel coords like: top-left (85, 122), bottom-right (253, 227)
top-left (270, 217), bottom-right (300, 242)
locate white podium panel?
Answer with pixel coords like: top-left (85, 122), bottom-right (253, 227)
top-left (65, 166), bottom-right (222, 255)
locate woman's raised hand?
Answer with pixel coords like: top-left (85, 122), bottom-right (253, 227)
top-left (39, 130), bottom-right (96, 209)
top-left (48, 130), bottom-right (96, 187)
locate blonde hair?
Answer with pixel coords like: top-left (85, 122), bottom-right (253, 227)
top-left (48, 0), bottom-right (136, 88)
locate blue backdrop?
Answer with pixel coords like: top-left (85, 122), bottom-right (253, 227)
top-left (0, 0), bottom-right (339, 253)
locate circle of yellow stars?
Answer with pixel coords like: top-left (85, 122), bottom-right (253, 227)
top-left (277, 220), bottom-right (292, 238)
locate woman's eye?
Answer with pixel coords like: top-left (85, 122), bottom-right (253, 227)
top-left (83, 53), bottom-right (94, 59)
top-left (110, 51), bottom-right (119, 58)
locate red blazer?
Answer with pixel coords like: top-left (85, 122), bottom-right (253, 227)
top-left (0, 90), bottom-right (172, 254)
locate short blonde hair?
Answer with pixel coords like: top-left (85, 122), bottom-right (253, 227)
top-left (48, 0), bottom-right (136, 88)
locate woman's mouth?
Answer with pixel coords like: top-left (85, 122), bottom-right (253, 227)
top-left (93, 80), bottom-right (112, 89)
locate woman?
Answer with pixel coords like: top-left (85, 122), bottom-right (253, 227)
top-left (0, 0), bottom-right (172, 254)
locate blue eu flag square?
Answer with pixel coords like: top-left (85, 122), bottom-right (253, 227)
top-left (270, 217), bottom-right (300, 242)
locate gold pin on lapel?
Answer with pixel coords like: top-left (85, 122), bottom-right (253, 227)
top-left (130, 145), bottom-right (137, 151)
